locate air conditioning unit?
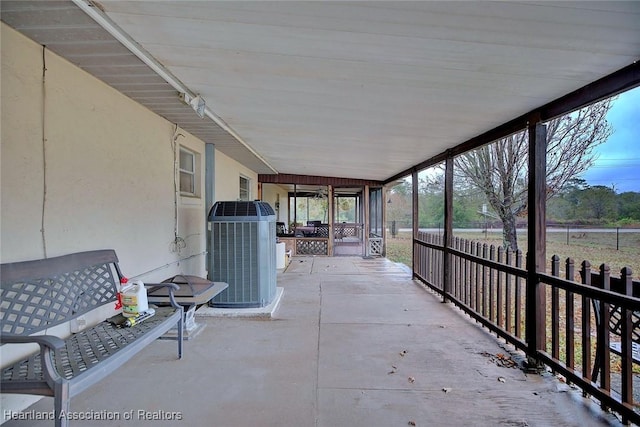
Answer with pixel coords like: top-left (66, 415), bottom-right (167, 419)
top-left (208, 201), bottom-right (276, 308)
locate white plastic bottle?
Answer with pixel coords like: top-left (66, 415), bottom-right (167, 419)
top-left (121, 280), bottom-right (149, 317)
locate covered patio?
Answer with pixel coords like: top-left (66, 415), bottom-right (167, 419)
top-left (2, 257), bottom-right (618, 426)
top-left (2, 1), bottom-right (639, 425)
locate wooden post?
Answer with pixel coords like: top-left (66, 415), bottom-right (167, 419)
top-left (621, 267), bottom-right (633, 419)
top-left (443, 155), bottom-right (453, 302)
top-left (526, 120), bottom-right (547, 362)
top-left (328, 185), bottom-right (334, 256)
top-left (597, 264), bottom-right (611, 393)
top-left (363, 184), bottom-right (370, 256)
top-left (382, 186), bottom-right (388, 257)
top-left (293, 184), bottom-right (297, 232)
top-left (412, 169), bottom-right (419, 278)
top-left (580, 261), bottom-right (592, 382)
top-left (565, 258), bottom-right (575, 372)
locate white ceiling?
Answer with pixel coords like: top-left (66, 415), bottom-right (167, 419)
top-left (5, 1), bottom-right (640, 181)
top-left (98, 1), bottom-right (640, 181)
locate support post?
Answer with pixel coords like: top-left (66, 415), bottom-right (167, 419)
top-left (205, 143), bottom-right (215, 281)
top-left (382, 186), bottom-right (388, 256)
top-left (328, 185), bottom-right (334, 256)
top-left (443, 154), bottom-right (454, 302)
top-left (293, 184), bottom-right (297, 231)
top-left (526, 120), bottom-right (547, 364)
top-left (412, 169), bottom-right (419, 278)
top-left (363, 184), bottom-right (370, 256)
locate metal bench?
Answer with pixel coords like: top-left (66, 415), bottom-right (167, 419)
top-left (0, 250), bottom-right (183, 427)
top-left (592, 302), bottom-right (640, 380)
top-left (590, 271), bottom-right (640, 382)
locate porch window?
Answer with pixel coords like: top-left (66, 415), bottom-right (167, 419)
top-left (179, 147), bottom-right (197, 196)
top-left (239, 175), bottom-right (251, 200)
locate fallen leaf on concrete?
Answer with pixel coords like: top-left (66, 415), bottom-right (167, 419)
top-left (480, 351), bottom-right (518, 368)
top-left (388, 369), bottom-right (396, 375)
top-left (408, 421), bottom-right (416, 426)
top-left (442, 387), bottom-right (452, 393)
top-left (408, 376), bottom-right (415, 383)
top-left (498, 377), bottom-right (506, 383)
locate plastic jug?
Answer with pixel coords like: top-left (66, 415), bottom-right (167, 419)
top-left (121, 280), bottom-right (149, 317)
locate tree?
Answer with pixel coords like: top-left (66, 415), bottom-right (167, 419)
top-left (547, 178), bottom-right (588, 222)
top-left (455, 99), bottom-right (613, 249)
top-left (578, 185), bottom-right (618, 220)
top-left (387, 180), bottom-right (413, 228)
top-left (618, 191), bottom-right (640, 222)
top-left (418, 169), bottom-right (445, 228)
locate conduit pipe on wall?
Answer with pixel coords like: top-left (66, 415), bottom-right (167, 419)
top-left (71, 0), bottom-right (278, 173)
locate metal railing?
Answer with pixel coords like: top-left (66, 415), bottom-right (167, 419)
top-left (414, 231), bottom-right (640, 424)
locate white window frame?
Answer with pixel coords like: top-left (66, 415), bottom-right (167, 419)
top-left (239, 175), bottom-right (251, 201)
top-left (179, 147), bottom-right (199, 197)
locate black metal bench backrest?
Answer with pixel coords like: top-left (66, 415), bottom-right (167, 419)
top-left (594, 304), bottom-right (640, 344)
top-left (590, 272), bottom-right (640, 345)
top-left (0, 250), bottom-right (120, 336)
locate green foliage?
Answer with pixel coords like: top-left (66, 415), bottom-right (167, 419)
top-left (336, 196), bottom-right (357, 222)
top-left (618, 191), bottom-right (640, 220)
top-left (580, 185), bottom-right (618, 219)
top-left (387, 180), bottom-right (413, 228)
top-left (292, 196), bottom-right (329, 224)
top-left (613, 217), bottom-right (640, 227)
top-left (549, 185), bottom-right (640, 223)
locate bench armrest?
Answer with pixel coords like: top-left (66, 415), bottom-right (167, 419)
top-left (0, 334), bottom-right (65, 350)
top-left (144, 282), bottom-right (181, 309)
top-left (1, 334), bottom-right (66, 386)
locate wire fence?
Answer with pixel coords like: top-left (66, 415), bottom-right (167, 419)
top-left (547, 226), bottom-right (640, 251)
top-left (387, 221), bottom-right (640, 251)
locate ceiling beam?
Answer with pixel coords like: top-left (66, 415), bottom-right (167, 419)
top-left (259, 173), bottom-right (382, 188)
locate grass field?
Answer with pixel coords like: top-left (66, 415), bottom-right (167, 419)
top-left (386, 230), bottom-right (640, 280)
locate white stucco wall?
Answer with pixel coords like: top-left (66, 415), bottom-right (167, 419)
top-left (1, 24), bottom-right (206, 281)
top-left (0, 23), bottom-right (260, 417)
top-left (214, 149), bottom-right (258, 202)
top-left (261, 183), bottom-right (290, 225)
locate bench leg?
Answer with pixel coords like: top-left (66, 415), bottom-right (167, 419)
top-left (591, 350), bottom-right (600, 383)
top-left (177, 313), bottom-right (184, 359)
top-left (54, 382), bottom-right (70, 427)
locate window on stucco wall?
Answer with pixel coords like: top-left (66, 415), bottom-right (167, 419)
top-left (179, 147), bottom-right (199, 197)
top-left (239, 175), bottom-right (251, 200)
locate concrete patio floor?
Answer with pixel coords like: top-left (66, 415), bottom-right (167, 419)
top-left (3, 256), bottom-right (622, 427)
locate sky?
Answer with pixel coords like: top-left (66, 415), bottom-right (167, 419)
top-left (580, 86), bottom-right (640, 193)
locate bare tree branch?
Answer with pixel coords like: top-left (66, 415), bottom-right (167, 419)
top-left (454, 98), bottom-right (613, 249)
